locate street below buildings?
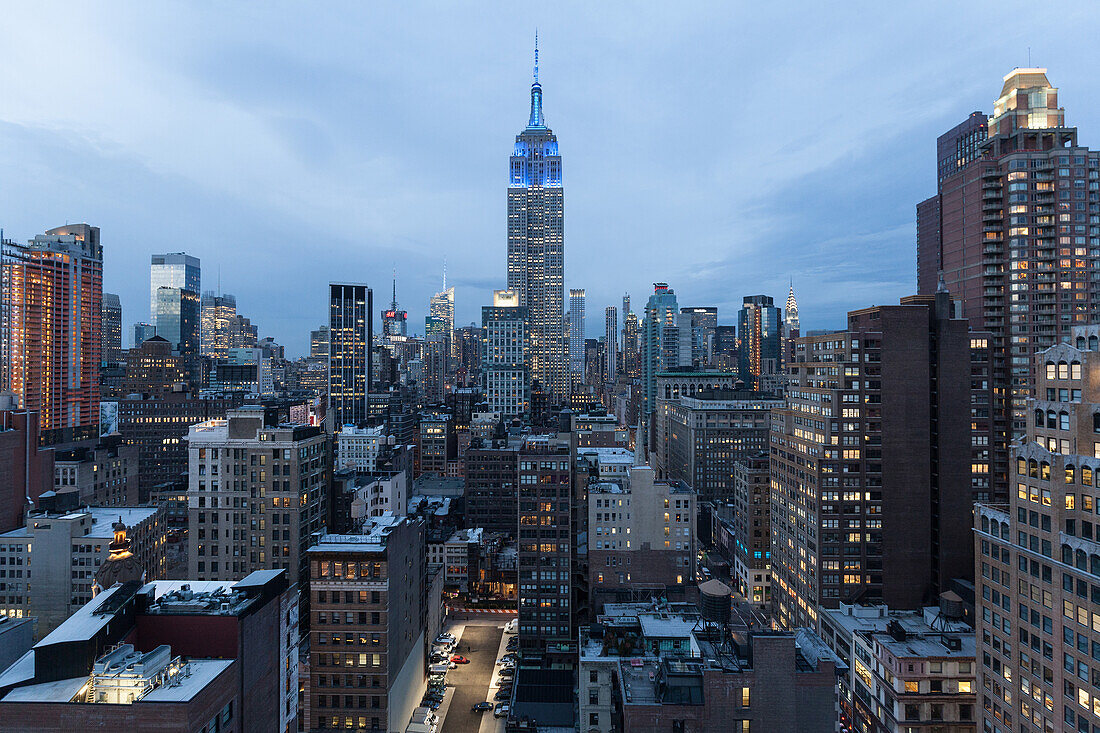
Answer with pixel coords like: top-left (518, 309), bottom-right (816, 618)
top-left (437, 622), bottom-right (505, 733)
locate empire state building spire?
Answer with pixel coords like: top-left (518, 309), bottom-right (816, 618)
top-left (528, 33), bottom-right (545, 129)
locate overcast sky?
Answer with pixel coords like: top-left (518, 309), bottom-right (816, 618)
top-left (2, 1), bottom-right (1099, 357)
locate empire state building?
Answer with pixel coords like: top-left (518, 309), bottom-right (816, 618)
top-left (507, 41), bottom-right (567, 403)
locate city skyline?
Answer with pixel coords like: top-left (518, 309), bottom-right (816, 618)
top-left (4, 4), bottom-right (1098, 356)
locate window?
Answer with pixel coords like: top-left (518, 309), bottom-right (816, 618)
top-left (741, 687), bottom-right (750, 707)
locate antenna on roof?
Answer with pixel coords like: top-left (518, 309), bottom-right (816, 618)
top-left (534, 30), bottom-right (539, 84)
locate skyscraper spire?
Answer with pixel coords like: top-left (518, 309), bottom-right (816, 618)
top-left (391, 267), bottom-right (398, 310)
top-left (442, 258), bottom-right (447, 292)
top-left (785, 279), bottom-right (800, 331)
top-left (527, 32), bottom-right (545, 129)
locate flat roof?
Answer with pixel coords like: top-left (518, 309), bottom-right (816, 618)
top-left (1, 676), bottom-right (86, 703)
top-left (142, 658), bottom-right (233, 701)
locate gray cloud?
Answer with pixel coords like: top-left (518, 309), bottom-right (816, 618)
top-left (1, 1), bottom-right (1098, 355)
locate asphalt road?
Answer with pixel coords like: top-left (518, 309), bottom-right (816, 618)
top-left (439, 625), bottom-right (503, 733)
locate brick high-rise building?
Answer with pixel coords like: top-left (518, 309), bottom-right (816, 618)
top-left (0, 400), bottom-right (53, 534)
top-left (917, 69), bottom-right (1100, 444)
top-left (186, 407), bottom-right (329, 586)
top-left (1, 224), bottom-right (102, 444)
top-left (974, 325), bottom-right (1100, 733)
top-left (517, 434), bottom-right (573, 662)
top-left (123, 335), bottom-right (185, 395)
top-left (770, 291), bottom-right (996, 630)
top-left (306, 515), bottom-right (427, 733)
top-left (733, 453), bottom-right (772, 605)
top-left (464, 436), bottom-right (520, 534)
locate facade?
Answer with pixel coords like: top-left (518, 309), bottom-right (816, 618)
top-left (507, 53), bottom-right (567, 404)
top-left (482, 289), bottom-right (529, 417)
top-left (819, 603), bottom-right (976, 733)
top-left (733, 453), bottom-right (772, 604)
top-left (642, 284), bottom-right (681, 441)
top-left (587, 463), bottom-right (696, 613)
top-left (329, 283), bottom-right (373, 430)
top-left (659, 388), bottom-right (782, 503)
top-left (622, 311), bottom-right (640, 379)
top-left (1, 224), bottom-right (102, 444)
top-left (770, 292), bottom-right (996, 630)
top-left (0, 505), bottom-right (165, 635)
top-left (310, 325), bottom-right (330, 360)
top-left (307, 516), bottom-right (427, 733)
top-left (200, 292), bottom-right (238, 360)
top-left (336, 425), bottom-right (387, 471)
top-left (149, 253), bottom-right (200, 327)
top-left (569, 288), bottom-right (586, 382)
top-left (123, 335), bottom-right (184, 395)
top-left (418, 411), bottom-right (456, 476)
top-left (0, 404), bottom-right (54, 534)
top-left (517, 434), bottom-right (573, 661)
top-left (133, 321), bottom-right (156, 347)
top-left (102, 292), bottom-right (123, 365)
top-left (917, 69), bottom-right (1100, 436)
top-left (738, 294), bottom-right (782, 392)
top-left (464, 436), bottom-right (521, 534)
top-left (578, 607), bottom-right (841, 733)
top-left (973, 326), bottom-right (1100, 733)
top-left (680, 306), bottom-right (718, 368)
top-left (185, 407), bottom-right (329, 586)
top-left (604, 305), bottom-right (618, 383)
top-left (53, 436), bottom-right (140, 506)
top-left (119, 386), bottom-right (243, 502)
top-left (0, 570), bottom-right (296, 733)
top-left (154, 286), bottom-right (200, 357)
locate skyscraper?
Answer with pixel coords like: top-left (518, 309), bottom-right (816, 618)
top-left (784, 282), bottom-right (800, 332)
top-left (309, 325), bottom-right (330, 360)
top-left (974, 326), bottom-right (1100, 733)
top-left (381, 271), bottom-right (408, 337)
top-left (622, 311), bottom-right (640, 379)
top-left (199, 292), bottom-right (237, 360)
top-left (604, 305), bottom-right (618, 383)
top-left (737, 294), bottom-right (781, 391)
top-left (149, 253), bottom-right (199, 326)
top-left (680, 306), bottom-right (717, 368)
top-left (133, 322), bottom-right (156, 347)
top-left (508, 41), bottom-right (567, 403)
top-left (918, 68), bottom-right (1098, 467)
top-left (641, 283), bottom-right (679, 439)
top-left (154, 287), bottom-right (200, 356)
top-left (1, 224), bottom-right (102, 443)
top-left (101, 293), bottom-right (123, 365)
top-left (329, 282), bottom-right (372, 429)
top-left (482, 289), bottom-right (528, 417)
top-left (770, 292), bottom-right (994, 629)
top-left (568, 288), bottom-right (585, 381)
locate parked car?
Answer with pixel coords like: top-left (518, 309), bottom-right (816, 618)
top-left (450, 655), bottom-right (470, 664)
top-left (494, 689), bottom-right (510, 701)
top-left (503, 620), bottom-right (517, 634)
top-left (471, 702), bottom-right (492, 712)
top-left (499, 668), bottom-right (514, 677)
top-left (494, 703), bottom-right (510, 718)
top-left (421, 699), bottom-right (440, 710)
top-left (435, 633), bottom-right (456, 645)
